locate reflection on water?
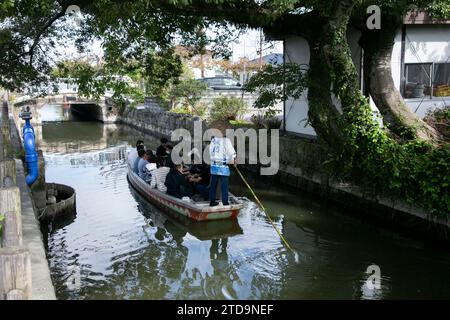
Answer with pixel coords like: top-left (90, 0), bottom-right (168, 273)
top-left (41, 104), bottom-right (71, 122)
top-left (41, 106), bottom-right (450, 299)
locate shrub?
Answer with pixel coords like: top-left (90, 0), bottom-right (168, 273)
top-left (0, 214), bottom-right (4, 239)
top-left (250, 113), bottom-right (265, 129)
top-left (209, 96), bottom-right (247, 122)
top-left (171, 101), bottom-right (208, 118)
top-left (169, 78), bottom-right (207, 112)
top-left (250, 111), bottom-right (282, 129)
top-left (424, 106), bottom-right (450, 142)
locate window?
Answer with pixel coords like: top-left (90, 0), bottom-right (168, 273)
top-left (403, 63), bottom-right (432, 98)
top-left (403, 62), bottom-right (450, 98)
top-left (433, 63), bottom-right (450, 97)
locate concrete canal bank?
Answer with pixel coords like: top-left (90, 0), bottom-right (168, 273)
top-left (118, 107), bottom-right (450, 244)
top-left (0, 103), bottom-right (56, 300)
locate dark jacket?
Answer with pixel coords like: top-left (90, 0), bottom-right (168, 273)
top-left (156, 145), bottom-right (167, 157)
top-left (165, 168), bottom-right (192, 198)
top-left (190, 164), bottom-right (210, 186)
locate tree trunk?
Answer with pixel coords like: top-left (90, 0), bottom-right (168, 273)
top-left (307, 39), bottom-right (346, 151)
top-left (360, 15), bottom-right (441, 143)
top-left (305, 1), bottom-right (362, 154)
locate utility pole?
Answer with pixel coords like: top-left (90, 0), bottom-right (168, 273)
top-left (259, 29), bottom-right (263, 70)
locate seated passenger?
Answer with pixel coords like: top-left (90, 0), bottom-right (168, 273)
top-left (189, 163), bottom-right (210, 201)
top-left (150, 157), bottom-right (171, 192)
top-left (128, 140), bottom-right (144, 166)
top-left (143, 157), bottom-right (157, 183)
top-left (165, 144), bottom-right (174, 168)
top-left (134, 148), bottom-right (146, 174)
top-left (156, 137), bottom-right (169, 157)
top-left (138, 150), bottom-right (153, 180)
top-left (165, 163), bottom-right (193, 199)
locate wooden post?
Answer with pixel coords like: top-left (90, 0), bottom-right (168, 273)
top-left (6, 289), bottom-right (25, 300)
top-left (0, 187), bottom-right (22, 246)
top-left (0, 185), bottom-right (30, 300)
top-left (2, 211), bottom-right (21, 248)
top-left (0, 159), bottom-right (17, 187)
top-left (1, 100), bottom-right (11, 159)
top-left (0, 247), bottom-right (31, 300)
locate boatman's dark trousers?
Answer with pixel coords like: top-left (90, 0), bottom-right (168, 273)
top-left (209, 175), bottom-right (229, 205)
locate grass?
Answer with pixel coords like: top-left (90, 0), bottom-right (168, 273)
top-left (228, 119), bottom-right (254, 129)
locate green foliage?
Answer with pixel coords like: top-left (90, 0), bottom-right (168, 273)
top-left (53, 59), bottom-right (145, 106)
top-left (0, 213), bottom-right (4, 239)
top-left (244, 63), bottom-right (308, 109)
top-left (168, 75), bottom-right (208, 114)
top-left (209, 96), bottom-right (247, 122)
top-left (172, 102), bottom-right (208, 117)
top-left (250, 112), bottom-right (282, 129)
top-left (335, 96), bottom-right (450, 215)
top-left (147, 61), bottom-right (207, 115)
top-left (145, 49), bottom-right (184, 98)
top-left (424, 106), bottom-right (450, 141)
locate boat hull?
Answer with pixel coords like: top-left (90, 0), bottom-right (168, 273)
top-left (127, 168), bottom-right (242, 221)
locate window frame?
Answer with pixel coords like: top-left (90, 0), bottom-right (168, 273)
top-left (403, 61), bottom-right (450, 99)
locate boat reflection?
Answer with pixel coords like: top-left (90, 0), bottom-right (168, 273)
top-left (128, 183), bottom-right (243, 241)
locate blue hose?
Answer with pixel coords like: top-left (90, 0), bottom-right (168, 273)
top-left (23, 119), bottom-right (38, 186)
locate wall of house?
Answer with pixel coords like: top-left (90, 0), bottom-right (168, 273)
top-left (191, 68), bottom-right (216, 79)
top-left (285, 24), bottom-right (450, 137)
top-left (283, 28), bottom-right (362, 136)
top-left (386, 24), bottom-right (450, 117)
top-left (284, 36), bottom-right (315, 136)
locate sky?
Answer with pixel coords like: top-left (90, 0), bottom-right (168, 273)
top-left (54, 19), bottom-right (283, 64)
top-left (231, 29), bottom-right (283, 62)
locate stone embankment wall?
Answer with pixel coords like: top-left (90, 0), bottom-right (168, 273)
top-left (119, 107), bottom-right (450, 243)
top-left (0, 103), bottom-right (56, 300)
top-left (119, 107), bottom-right (204, 139)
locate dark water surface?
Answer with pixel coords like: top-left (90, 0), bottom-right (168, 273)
top-left (40, 105), bottom-right (450, 300)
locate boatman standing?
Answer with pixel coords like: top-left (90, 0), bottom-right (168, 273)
top-left (209, 120), bottom-right (236, 207)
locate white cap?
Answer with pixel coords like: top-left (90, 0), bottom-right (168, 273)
top-left (145, 163), bottom-right (157, 171)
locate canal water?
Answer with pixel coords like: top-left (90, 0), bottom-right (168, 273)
top-left (40, 105), bottom-right (450, 300)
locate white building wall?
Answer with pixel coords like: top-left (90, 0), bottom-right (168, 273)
top-left (378, 25), bottom-right (450, 117)
top-left (404, 26), bottom-right (450, 63)
top-left (285, 25), bottom-right (450, 137)
top-left (284, 36), bottom-right (316, 136)
top-left (391, 31), bottom-right (403, 91)
top-left (191, 68), bottom-right (216, 79)
top-left (284, 29), bottom-right (362, 136)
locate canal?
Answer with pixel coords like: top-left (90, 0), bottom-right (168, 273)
top-left (39, 105), bottom-right (450, 299)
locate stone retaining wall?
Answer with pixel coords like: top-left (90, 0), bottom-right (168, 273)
top-left (0, 103), bottom-right (56, 299)
top-left (119, 107), bottom-right (205, 139)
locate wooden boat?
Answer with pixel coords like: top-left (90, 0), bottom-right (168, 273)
top-left (128, 184), bottom-right (243, 240)
top-left (127, 165), bottom-right (243, 221)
